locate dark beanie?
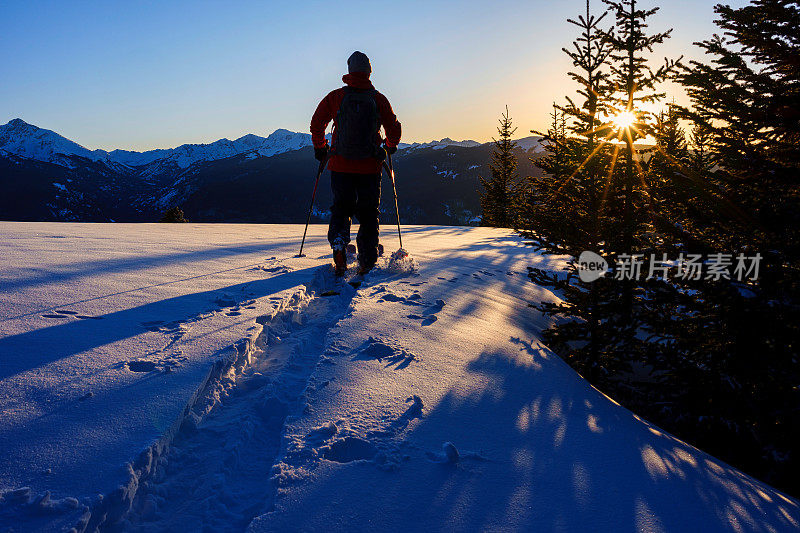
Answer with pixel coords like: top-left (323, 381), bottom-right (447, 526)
top-left (347, 51), bottom-right (371, 74)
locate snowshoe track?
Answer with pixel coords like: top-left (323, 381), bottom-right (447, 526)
top-left (93, 266), bottom-right (357, 533)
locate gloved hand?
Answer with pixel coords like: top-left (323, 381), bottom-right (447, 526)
top-left (385, 144), bottom-right (397, 155)
top-left (314, 145), bottom-right (328, 162)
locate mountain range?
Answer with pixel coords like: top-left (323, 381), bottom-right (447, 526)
top-left (0, 118), bottom-right (545, 225)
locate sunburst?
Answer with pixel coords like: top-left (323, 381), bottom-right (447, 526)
top-left (612, 110), bottom-right (637, 131)
top-left (547, 107), bottom-right (648, 214)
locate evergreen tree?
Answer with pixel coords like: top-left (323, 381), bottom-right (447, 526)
top-left (679, 0), bottom-right (800, 282)
top-left (688, 123), bottom-right (715, 174)
top-left (479, 107), bottom-right (520, 228)
top-left (646, 104), bottom-right (693, 237)
top-left (601, 0), bottom-right (679, 256)
top-left (654, 105), bottom-right (688, 159)
top-left (160, 207), bottom-right (188, 223)
top-left (530, 0), bottom-right (679, 378)
top-left (518, 0), bottom-right (800, 496)
top-left (523, 0), bottom-right (614, 255)
top-left (674, 0), bottom-right (800, 492)
top-left (518, 105), bottom-right (570, 244)
top-left (561, 0), bottom-right (614, 257)
top-left (522, 0), bottom-right (643, 379)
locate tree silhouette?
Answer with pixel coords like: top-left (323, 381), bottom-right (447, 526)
top-left (479, 107), bottom-right (520, 227)
top-left (160, 207), bottom-right (188, 223)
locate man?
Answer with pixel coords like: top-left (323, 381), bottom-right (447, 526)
top-left (310, 51), bottom-right (402, 276)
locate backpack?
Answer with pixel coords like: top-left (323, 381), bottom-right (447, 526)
top-left (333, 87), bottom-right (383, 160)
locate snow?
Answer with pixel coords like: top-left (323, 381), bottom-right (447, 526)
top-left (126, 129), bottom-right (315, 170)
top-left (398, 138), bottom-right (482, 152)
top-left (0, 119), bottom-right (105, 165)
top-left (107, 148), bottom-right (173, 167)
top-left (0, 223), bottom-right (318, 531)
top-left (0, 119), bottom-right (318, 170)
top-left (514, 135), bottom-right (545, 153)
top-left (396, 135), bottom-right (543, 154)
top-left (1, 118), bottom-right (538, 175)
top-left (254, 129), bottom-right (314, 159)
top-left (0, 222), bottom-right (798, 532)
top-left (396, 135), bottom-right (543, 155)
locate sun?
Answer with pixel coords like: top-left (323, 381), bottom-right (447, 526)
top-left (612, 110), bottom-right (637, 131)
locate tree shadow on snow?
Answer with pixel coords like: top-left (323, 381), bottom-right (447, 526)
top-left (1, 240), bottom-right (289, 301)
top-left (261, 344), bottom-right (800, 533)
top-left (0, 266), bottom-right (319, 381)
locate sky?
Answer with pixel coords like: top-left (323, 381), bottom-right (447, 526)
top-left (0, 0), bottom-right (749, 152)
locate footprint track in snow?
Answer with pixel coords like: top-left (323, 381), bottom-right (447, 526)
top-left (120, 266), bottom-right (357, 532)
top-left (140, 320), bottom-right (185, 334)
top-left (250, 257), bottom-right (292, 275)
top-left (214, 294), bottom-right (258, 319)
top-left (322, 437), bottom-right (378, 463)
top-left (282, 395), bottom-right (423, 477)
top-left (406, 299), bottom-right (446, 326)
top-left (353, 337), bottom-right (417, 369)
top-left (375, 289), bottom-right (426, 308)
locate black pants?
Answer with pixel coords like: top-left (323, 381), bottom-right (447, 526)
top-left (328, 171), bottom-right (381, 266)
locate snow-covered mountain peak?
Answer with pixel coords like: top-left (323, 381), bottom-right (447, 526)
top-left (396, 135), bottom-right (543, 153)
top-left (0, 118), bottom-right (106, 164)
top-left (257, 129), bottom-right (313, 158)
top-left (266, 128), bottom-right (296, 138)
top-left (108, 147), bottom-right (172, 167)
top-left (234, 133), bottom-right (267, 146)
top-left (6, 118), bottom-right (30, 129)
top-left (0, 120), bottom-right (322, 171)
top-left (1, 120), bottom-right (542, 172)
top-left (512, 135), bottom-right (545, 153)
top-left (398, 137), bottom-right (482, 152)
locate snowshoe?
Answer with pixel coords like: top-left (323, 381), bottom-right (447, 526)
top-left (333, 248), bottom-right (347, 276)
top-left (358, 260), bottom-right (374, 276)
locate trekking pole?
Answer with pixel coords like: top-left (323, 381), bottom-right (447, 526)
top-left (296, 155), bottom-right (328, 257)
top-left (383, 151), bottom-right (404, 250)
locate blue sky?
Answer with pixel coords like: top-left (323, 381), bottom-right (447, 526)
top-left (0, 0), bottom-right (748, 151)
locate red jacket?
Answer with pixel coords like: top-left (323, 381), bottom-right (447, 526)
top-left (310, 72), bottom-right (402, 174)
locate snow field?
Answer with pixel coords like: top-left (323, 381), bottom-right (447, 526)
top-left (1, 223), bottom-right (798, 533)
top-left (0, 223), bottom-right (333, 531)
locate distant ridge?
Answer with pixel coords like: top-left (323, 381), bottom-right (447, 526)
top-left (0, 117), bottom-right (545, 225)
top-left (0, 118), bottom-right (543, 170)
top-left (0, 119), bottom-right (315, 169)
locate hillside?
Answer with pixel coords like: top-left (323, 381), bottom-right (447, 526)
top-left (0, 223), bottom-right (797, 532)
top-left (0, 119), bottom-right (545, 225)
